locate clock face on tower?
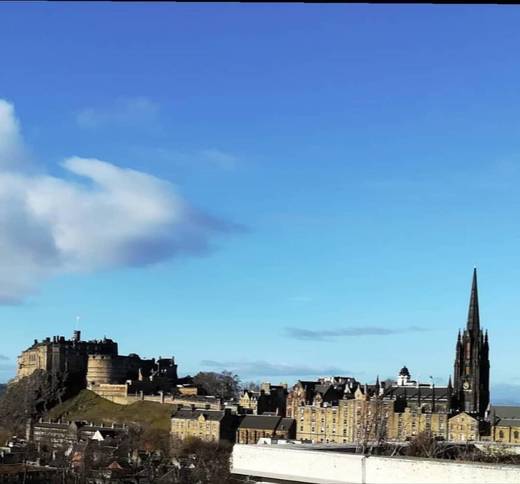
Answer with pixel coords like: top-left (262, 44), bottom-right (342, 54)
top-left (463, 381), bottom-right (471, 390)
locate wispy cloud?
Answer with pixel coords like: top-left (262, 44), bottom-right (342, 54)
top-left (199, 149), bottom-right (238, 170)
top-left (76, 97), bottom-right (160, 129)
top-left (201, 359), bottom-right (352, 378)
top-left (0, 99), bottom-right (241, 303)
top-left (150, 147), bottom-right (240, 171)
top-left (0, 355), bottom-right (9, 361)
top-left (285, 325), bottom-right (429, 341)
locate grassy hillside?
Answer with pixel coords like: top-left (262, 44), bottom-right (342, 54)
top-left (47, 390), bottom-right (173, 432)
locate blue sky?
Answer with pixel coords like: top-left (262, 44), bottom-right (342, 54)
top-left (1, 4), bottom-right (520, 402)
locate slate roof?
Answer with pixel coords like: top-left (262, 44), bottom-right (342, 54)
top-left (383, 386), bottom-right (451, 401)
top-left (490, 406), bottom-right (520, 426)
top-left (238, 415), bottom-right (281, 431)
top-left (490, 406), bottom-right (520, 419)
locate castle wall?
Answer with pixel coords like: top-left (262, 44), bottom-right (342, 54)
top-left (86, 355), bottom-right (140, 386)
top-left (16, 345), bottom-right (50, 381)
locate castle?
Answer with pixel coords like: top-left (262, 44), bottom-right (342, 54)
top-left (15, 330), bottom-right (180, 396)
top-left (16, 331), bottom-right (118, 382)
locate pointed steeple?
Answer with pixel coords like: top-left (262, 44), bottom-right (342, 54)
top-left (467, 268), bottom-right (480, 333)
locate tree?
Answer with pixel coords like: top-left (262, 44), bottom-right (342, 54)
top-left (193, 371), bottom-right (240, 400)
top-left (178, 438), bottom-right (233, 484)
top-left (406, 431), bottom-right (442, 458)
top-left (356, 397), bottom-right (390, 455)
top-left (0, 370), bottom-right (80, 435)
top-left (241, 381), bottom-right (260, 393)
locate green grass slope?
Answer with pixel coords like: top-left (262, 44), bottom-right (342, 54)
top-left (47, 390), bottom-right (172, 432)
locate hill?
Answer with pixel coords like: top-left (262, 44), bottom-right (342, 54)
top-left (47, 390), bottom-right (173, 432)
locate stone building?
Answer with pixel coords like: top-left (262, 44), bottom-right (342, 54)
top-left (448, 412), bottom-right (481, 442)
top-left (16, 331), bottom-right (118, 381)
top-left (489, 406), bottom-right (520, 444)
top-left (292, 380), bottom-right (391, 444)
top-left (239, 390), bottom-right (258, 413)
top-left (170, 407), bottom-right (240, 443)
top-left (382, 369), bottom-right (452, 441)
top-left (236, 415), bottom-right (295, 444)
top-left (287, 376), bottom-right (359, 420)
top-left (27, 419), bottom-right (128, 452)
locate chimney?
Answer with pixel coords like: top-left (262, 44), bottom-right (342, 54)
top-left (73, 330), bottom-right (81, 342)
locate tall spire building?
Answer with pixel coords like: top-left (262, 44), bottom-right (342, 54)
top-left (453, 269), bottom-right (490, 417)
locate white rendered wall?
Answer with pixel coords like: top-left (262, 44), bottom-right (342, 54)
top-left (231, 444), bottom-right (520, 484)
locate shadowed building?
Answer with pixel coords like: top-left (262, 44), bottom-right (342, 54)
top-left (237, 415), bottom-right (295, 444)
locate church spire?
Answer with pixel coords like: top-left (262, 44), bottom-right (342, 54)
top-left (467, 267), bottom-right (480, 334)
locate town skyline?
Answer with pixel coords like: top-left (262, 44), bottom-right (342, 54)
top-left (6, 268), bottom-right (519, 406)
top-left (1, 5), bottom-right (520, 404)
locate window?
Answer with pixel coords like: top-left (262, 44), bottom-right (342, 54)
top-left (499, 430), bottom-right (504, 439)
top-left (514, 431), bottom-right (519, 440)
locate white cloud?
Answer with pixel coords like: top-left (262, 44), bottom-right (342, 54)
top-left (0, 99), bottom-right (28, 170)
top-left (0, 100), bottom-right (237, 303)
top-left (76, 97), bottom-right (160, 129)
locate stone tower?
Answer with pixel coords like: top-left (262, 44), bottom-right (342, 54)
top-left (453, 268), bottom-right (490, 417)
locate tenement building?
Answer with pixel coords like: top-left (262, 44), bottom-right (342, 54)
top-left (170, 407), bottom-right (240, 443)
